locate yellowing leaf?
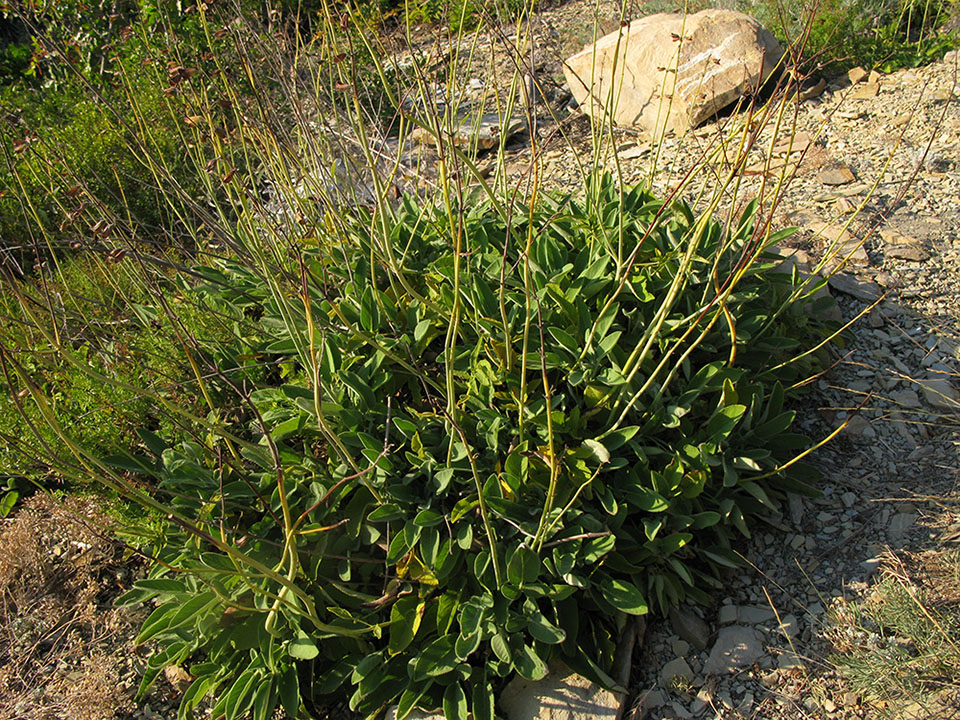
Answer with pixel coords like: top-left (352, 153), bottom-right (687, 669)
top-left (396, 552), bottom-right (438, 586)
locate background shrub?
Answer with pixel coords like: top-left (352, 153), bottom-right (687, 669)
top-left (730, 0), bottom-right (959, 72)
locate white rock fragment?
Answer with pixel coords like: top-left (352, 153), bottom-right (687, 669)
top-left (919, 365), bottom-right (960, 410)
top-left (888, 512), bottom-right (917, 542)
top-left (500, 662), bottom-right (623, 720)
top-left (660, 657), bottom-right (695, 688)
top-left (827, 272), bottom-right (883, 302)
top-left (718, 605), bottom-right (739, 625)
top-left (738, 606), bottom-right (776, 625)
top-left (670, 607), bottom-right (711, 651)
top-left (703, 626), bottom-right (765, 675)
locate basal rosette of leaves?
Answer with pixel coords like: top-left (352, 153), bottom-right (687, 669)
top-left (117, 175), bottom-right (836, 720)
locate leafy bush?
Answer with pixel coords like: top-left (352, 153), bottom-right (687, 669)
top-left (735, 0), bottom-right (959, 72)
top-left (105, 172), bottom-right (837, 719)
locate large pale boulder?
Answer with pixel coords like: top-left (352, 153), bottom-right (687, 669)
top-left (563, 10), bottom-right (782, 138)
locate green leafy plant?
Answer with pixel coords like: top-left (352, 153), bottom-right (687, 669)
top-left (91, 169), bottom-right (839, 720)
top-left (0, 1), bottom-right (863, 718)
top-left (739, 0), bottom-right (959, 73)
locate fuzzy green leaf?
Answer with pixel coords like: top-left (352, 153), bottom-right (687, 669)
top-left (599, 577), bottom-right (649, 615)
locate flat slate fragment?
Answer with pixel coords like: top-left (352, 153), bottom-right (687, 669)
top-left (817, 166), bottom-right (856, 185)
top-left (827, 272), bottom-right (883, 302)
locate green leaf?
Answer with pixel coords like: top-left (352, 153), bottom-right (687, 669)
top-left (691, 511), bottom-right (721, 529)
top-left (137, 428), bottom-right (169, 457)
top-left (657, 532), bottom-right (692, 554)
top-left (599, 577), bottom-right (649, 615)
top-left (527, 611), bottom-right (566, 644)
top-left (224, 669), bottom-right (259, 720)
top-left (597, 330), bottom-right (622, 356)
top-left (396, 683), bottom-right (431, 720)
top-left (455, 522), bottom-right (473, 550)
top-left (668, 557), bottom-right (694, 586)
top-left (389, 596), bottom-right (425, 655)
top-left (701, 548), bottom-right (742, 569)
top-left (369, 504), bottom-right (404, 522)
top-left (102, 453), bottom-right (156, 476)
top-left (421, 527), bottom-right (440, 567)
top-left (582, 439), bottom-right (610, 464)
top-left (581, 533), bottom-right (615, 563)
top-left (754, 410), bottom-right (795, 440)
top-left (278, 664), bottom-right (300, 719)
top-left (413, 636), bottom-right (457, 680)
top-left (288, 632), bottom-right (320, 660)
top-left (393, 417), bottom-right (418, 436)
top-left (178, 676), bottom-right (215, 720)
top-left (251, 682), bottom-right (277, 720)
top-left (582, 255), bottom-right (609, 281)
top-left (458, 598), bottom-right (487, 637)
top-left (0, 491), bottom-right (19, 518)
top-left (443, 682), bottom-right (468, 720)
top-left (387, 530), bottom-right (409, 564)
top-left (601, 426), bottom-right (639, 451)
top-left (455, 630), bottom-right (482, 659)
top-left (133, 578), bottom-right (187, 594)
top-left (741, 481), bottom-right (777, 511)
top-left (135, 602), bottom-right (180, 644)
top-left (437, 590), bottom-right (461, 635)
top-left (165, 591), bottom-right (217, 631)
top-left (734, 456), bottom-right (762, 471)
top-left (471, 671), bottom-right (494, 720)
top-left (515, 644), bottom-right (548, 680)
top-left (450, 497), bottom-right (480, 524)
top-left (138, 641), bottom-right (186, 699)
top-left (414, 508), bottom-right (443, 527)
top-left (643, 517), bottom-right (663, 541)
top-left (507, 547), bottom-right (541, 587)
top-left (548, 326), bottom-right (579, 354)
top-left (490, 633), bottom-right (511, 664)
top-left (414, 319), bottom-right (431, 344)
top-left (625, 487), bottom-right (669, 512)
top-left (360, 286), bottom-right (379, 331)
top-left (705, 404), bottom-right (747, 441)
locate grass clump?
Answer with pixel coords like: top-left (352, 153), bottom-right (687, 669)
top-left (830, 551), bottom-right (960, 717)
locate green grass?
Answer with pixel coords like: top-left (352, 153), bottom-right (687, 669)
top-left (729, 0), bottom-right (959, 73)
top-left (830, 551), bottom-right (960, 717)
